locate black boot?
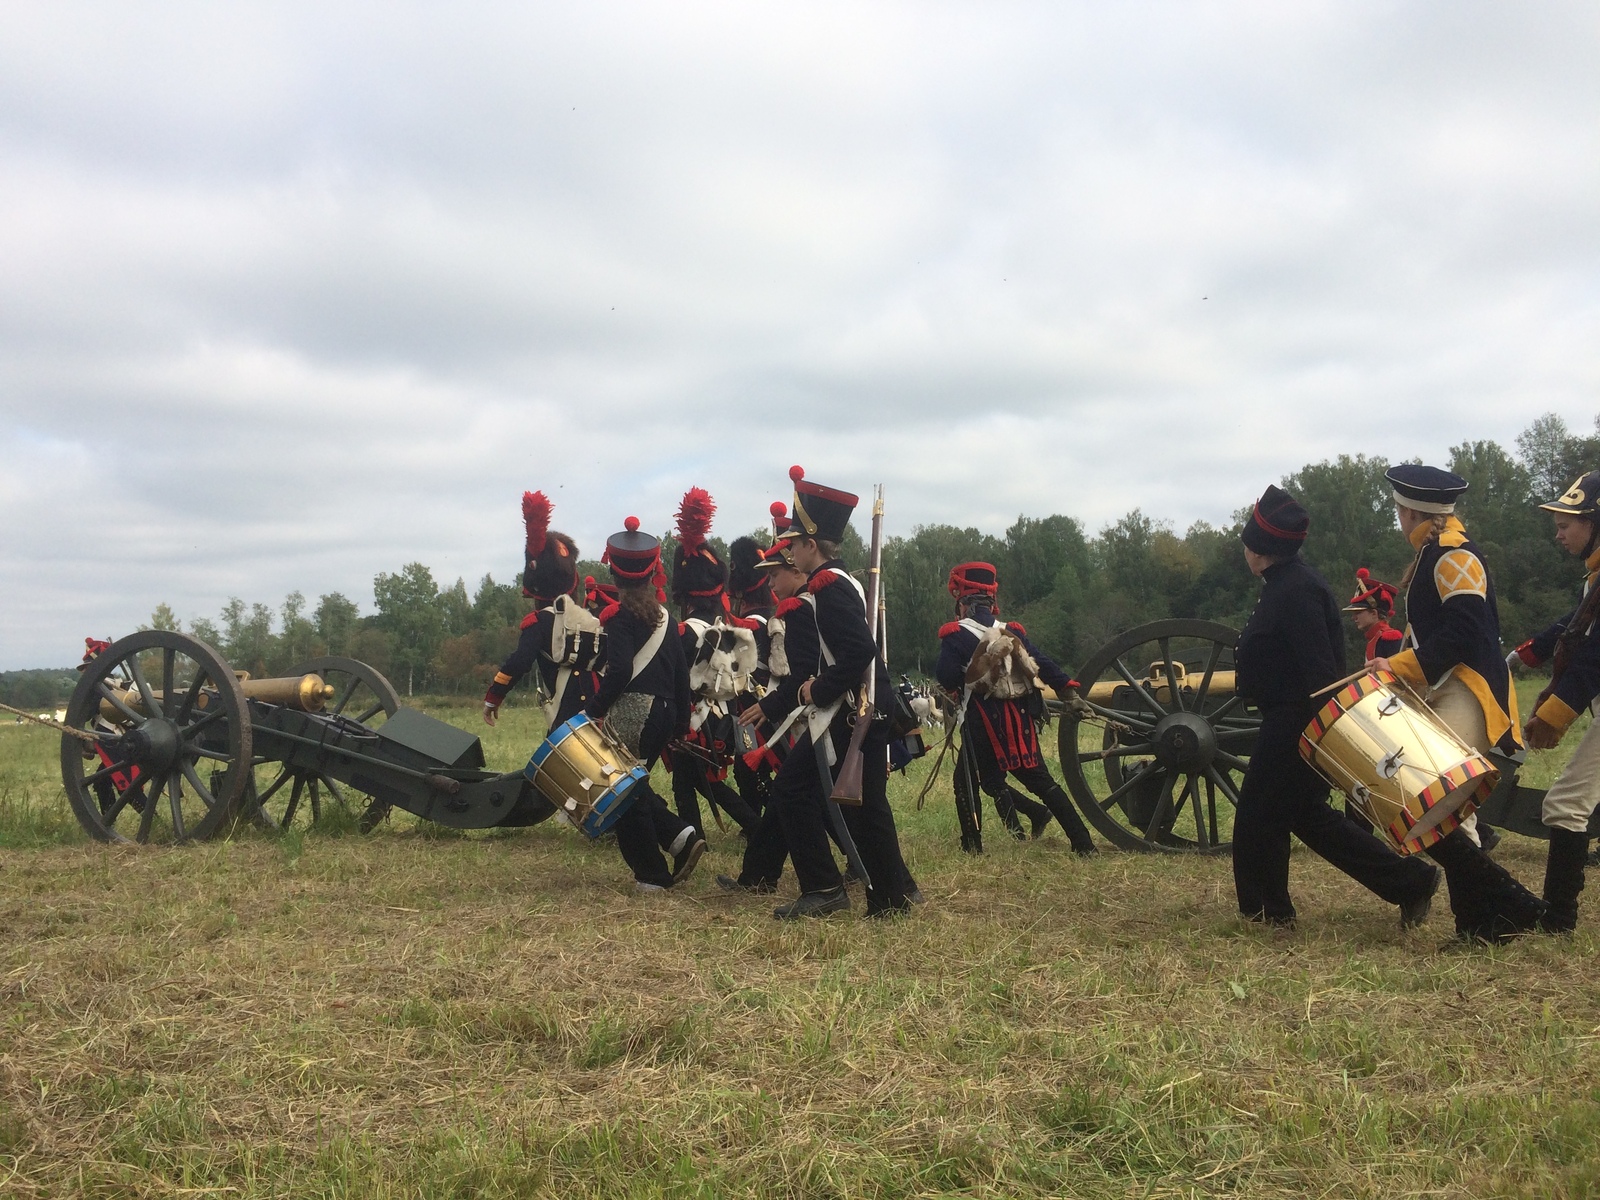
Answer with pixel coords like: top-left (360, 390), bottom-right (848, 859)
top-left (1428, 828), bottom-right (1547, 943)
top-left (1041, 784), bottom-right (1098, 856)
top-left (1541, 828), bottom-right (1590, 934)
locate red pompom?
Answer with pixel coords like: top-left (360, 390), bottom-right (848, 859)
top-left (770, 500), bottom-right (787, 518)
top-left (1356, 567), bottom-right (1371, 581)
top-left (584, 575), bottom-right (595, 587)
top-left (522, 490), bottom-right (552, 558)
top-left (624, 515), bottom-right (640, 532)
top-left (789, 465), bottom-right (805, 482)
top-left (674, 486), bottom-right (716, 553)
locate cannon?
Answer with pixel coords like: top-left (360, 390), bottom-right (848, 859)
top-left (59, 630), bottom-right (556, 844)
top-left (1054, 619), bottom-right (1258, 853)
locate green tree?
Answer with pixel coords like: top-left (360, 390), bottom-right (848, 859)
top-left (314, 593), bottom-right (360, 656)
top-left (143, 603), bottom-right (182, 633)
top-left (277, 591), bottom-right (318, 672)
top-left (373, 563), bottom-right (443, 695)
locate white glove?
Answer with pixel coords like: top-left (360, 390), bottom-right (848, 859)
top-left (1505, 650), bottom-right (1522, 673)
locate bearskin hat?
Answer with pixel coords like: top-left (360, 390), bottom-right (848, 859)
top-left (671, 486), bottom-right (728, 602)
top-left (521, 490), bottom-right (578, 600)
top-left (728, 536), bottom-right (773, 603)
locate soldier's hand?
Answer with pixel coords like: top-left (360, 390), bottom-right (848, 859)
top-left (1505, 650), bottom-right (1522, 673)
top-left (483, 703), bottom-right (499, 727)
top-left (1525, 715), bottom-right (1563, 750)
top-left (1369, 656), bottom-right (1392, 674)
top-left (799, 678), bottom-right (815, 705)
top-left (738, 703), bottom-right (765, 728)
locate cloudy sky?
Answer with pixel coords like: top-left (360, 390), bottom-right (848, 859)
top-left (2, 2), bottom-right (1596, 667)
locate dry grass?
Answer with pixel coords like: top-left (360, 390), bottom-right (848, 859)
top-left (1, 685), bottom-right (1598, 1198)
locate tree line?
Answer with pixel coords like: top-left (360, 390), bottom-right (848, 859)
top-left (5, 411), bottom-right (1596, 711)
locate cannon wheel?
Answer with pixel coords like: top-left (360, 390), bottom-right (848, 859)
top-left (60, 631), bottom-right (251, 844)
top-left (247, 656), bottom-right (403, 833)
top-left (1057, 619), bottom-right (1259, 854)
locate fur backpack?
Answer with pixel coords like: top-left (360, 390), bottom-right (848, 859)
top-left (963, 622), bottom-right (1040, 701)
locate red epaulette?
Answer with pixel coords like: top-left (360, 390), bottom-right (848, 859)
top-left (519, 609), bottom-right (542, 631)
top-left (775, 597), bottom-right (806, 618)
top-left (807, 569), bottom-right (843, 594)
top-left (938, 620), bottom-right (962, 639)
top-left (598, 602), bottom-right (622, 625)
top-left (725, 614), bottom-right (760, 630)
top-left (677, 621), bottom-right (688, 636)
top-left (1006, 621), bottom-right (1027, 637)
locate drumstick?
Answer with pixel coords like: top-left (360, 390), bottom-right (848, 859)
top-left (1309, 667), bottom-right (1376, 700)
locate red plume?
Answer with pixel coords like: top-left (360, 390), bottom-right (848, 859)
top-left (522, 491), bottom-right (552, 558)
top-left (675, 487), bottom-right (716, 554)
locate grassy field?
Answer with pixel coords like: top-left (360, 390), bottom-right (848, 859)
top-left (2, 683), bottom-right (1598, 1198)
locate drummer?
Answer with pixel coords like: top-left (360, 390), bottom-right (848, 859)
top-left (1232, 485), bottom-right (1441, 929)
top-left (1343, 568), bottom-right (1405, 662)
top-left (1370, 464), bottom-right (1546, 941)
top-left (1506, 471), bottom-right (1600, 932)
top-left (585, 517), bottom-right (708, 893)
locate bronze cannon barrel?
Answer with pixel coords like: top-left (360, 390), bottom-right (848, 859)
top-left (99, 673), bottom-right (336, 722)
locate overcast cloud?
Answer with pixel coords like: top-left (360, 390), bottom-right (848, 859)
top-left (2, 2), bottom-right (1597, 667)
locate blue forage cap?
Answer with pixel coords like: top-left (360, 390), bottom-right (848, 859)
top-left (1386, 464), bottom-right (1467, 514)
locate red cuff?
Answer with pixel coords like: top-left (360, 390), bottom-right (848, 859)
top-left (1515, 640), bottom-right (1542, 667)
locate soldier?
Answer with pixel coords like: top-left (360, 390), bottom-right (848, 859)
top-left (934, 562), bottom-right (1097, 856)
top-left (1343, 568), bottom-right (1405, 662)
top-left (1232, 484), bottom-right (1441, 928)
top-left (482, 491), bottom-right (603, 731)
top-left (763, 465), bottom-right (914, 919)
top-left (669, 487), bottom-right (760, 841)
top-left (585, 517), bottom-right (706, 893)
top-left (724, 505), bottom-right (791, 817)
top-left (583, 575), bottom-right (619, 617)
top-left (1371, 464), bottom-right (1546, 941)
top-left (1506, 471), bottom-right (1600, 932)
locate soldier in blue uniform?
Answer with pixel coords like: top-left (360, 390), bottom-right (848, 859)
top-left (482, 491), bottom-right (601, 730)
top-left (1232, 485), bottom-right (1442, 928)
top-left (668, 487), bottom-right (760, 841)
top-left (585, 517), bottom-right (706, 893)
top-left (762, 465), bottom-right (914, 919)
top-left (935, 562), bottom-right (1097, 855)
top-left (1506, 471), bottom-right (1600, 932)
top-left (1371, 464), bottom-right (1546, 941)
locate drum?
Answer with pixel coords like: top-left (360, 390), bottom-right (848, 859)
top-left (524, 713), bottom-right (649, 838)
top-left (1299, 670), bottom-right (1498, 855)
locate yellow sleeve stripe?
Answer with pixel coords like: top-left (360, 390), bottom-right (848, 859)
top-left (1386, 648), bottom-right (1428, 689)
top-left (1536, 693), bottom-right (1582, 734)
top-left (493, 672), bottom-right (513, 686)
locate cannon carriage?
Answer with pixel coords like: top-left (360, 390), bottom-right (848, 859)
top-left (60, 630), bottom-right (556, 844)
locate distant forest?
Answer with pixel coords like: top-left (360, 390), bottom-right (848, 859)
top-left (7, 411), bottom-right (1598, 709)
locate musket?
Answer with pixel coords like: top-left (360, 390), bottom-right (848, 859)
top-left (829, 484), bottom-right (885, 804)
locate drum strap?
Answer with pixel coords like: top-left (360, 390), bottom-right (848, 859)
top-left (630, 615), bottom-right (670, 683)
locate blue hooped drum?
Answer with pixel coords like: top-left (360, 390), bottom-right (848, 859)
top-left (524, 713), bottom-right (648, 838)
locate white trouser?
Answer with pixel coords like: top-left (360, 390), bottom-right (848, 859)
top-left (1424, 675), bottom-right (1484, 846)
top-left (1542, 701), bottom-right (1600, 834)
